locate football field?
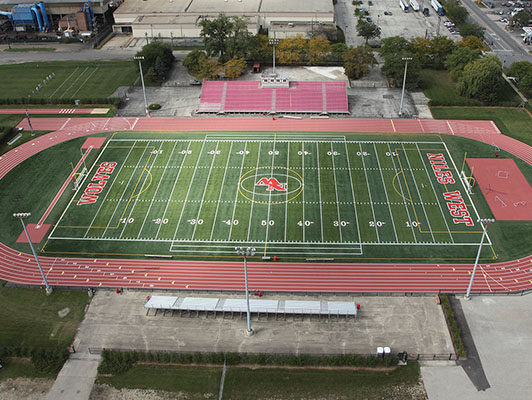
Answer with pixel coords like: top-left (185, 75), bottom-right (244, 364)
top-left (43, 132), bottom-right (490, 260)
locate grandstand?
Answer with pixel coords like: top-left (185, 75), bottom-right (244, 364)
top-left (197, 80), bottom-right (349, 114)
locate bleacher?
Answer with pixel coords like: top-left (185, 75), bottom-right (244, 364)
top-left (197, 81), bottom-right (349, 114)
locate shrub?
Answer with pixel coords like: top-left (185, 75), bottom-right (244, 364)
top-left (148, 103), bottom-right (161, 110)
top-left (30, 348), bottom-right (69, 374)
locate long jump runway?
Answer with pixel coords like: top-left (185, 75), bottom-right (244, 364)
top-left (2, 116), bottom-right (531, 294)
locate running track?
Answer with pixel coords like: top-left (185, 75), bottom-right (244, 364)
top-left (1, 117), bottom-right (531, 294)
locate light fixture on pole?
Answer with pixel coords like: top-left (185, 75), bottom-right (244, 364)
top-left (25, 109), bottom-right (34, 136)
top-left (235, 246), bottom-right (256, 335)
top-left (465, 218), bottom-right (495, 300)
top-left (399, 57), bottom-right (412, 117)
top-left (268, 38), bottom-right (279, 76)
top-left (13, 212), bottom-right (52, 295)
top-left (133, 56), bottom-right (150, 118)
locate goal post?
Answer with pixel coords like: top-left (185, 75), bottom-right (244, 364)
top-left (72, 167), bottom-right (88, 191)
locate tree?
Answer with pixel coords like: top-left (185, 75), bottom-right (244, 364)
top-left (508, 61), bottom-right (532, 80)
top-left (458, 23), bottom-right (485, 39)
top-left (183, 50), bottom-right (207, 72)
top-left (444, 47), bottom-right (482, 79)
top-left (198, 57), bottom-right (222, 80)
top-left (445, 1), bottom-right (468, 25)
top-left (277, 34), bottom-right (308, 64)
top-left (518, 70), bottom-right (532, 98)
top-left (409, 37), bottom-right (432, 67)
top-left (332, 43), bottom-right (349, 62)
top-left (136, 42), bottom-right (175, 81)
top-left (343, 45), bottom-right (376, 80)
top-left (381, 52), bottom-right (422, 89)
top-left (457, 36), bottom-right (488, 51)
top-left (379, 36), bottom-right (410, 59)
top-left (457, 56), bottom-right (503, 104)
top-left (154, 56), bottom-right (166, 81)
top-left (514, 10), bottom-right (531, 27)
top-left (308, 35), bottom-right (332, 64)
top-left (246, 34), bottom-right (270, 63)
top-left (225, 16), bottom-right (253, 60)
top-left (224, 57), bottom-right (247, 79)
top-left (199, 14), bottom-right (233, 61)
top-left (356, 19), bottom-right (381, 44)
top-left (430, 36), bottom-right (457, 69)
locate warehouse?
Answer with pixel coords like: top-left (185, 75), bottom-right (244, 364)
top-left (112, 0), bottom-right (335, 38)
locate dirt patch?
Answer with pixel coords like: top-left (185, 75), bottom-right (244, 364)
top-left (90, 384), bottom-right (190, 400)
top-left (0, 378), bottom-right (53, 400)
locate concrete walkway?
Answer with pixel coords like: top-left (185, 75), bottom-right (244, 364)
top-left (422, 294), bottom-right (532, 399)
top-left (45, 354), bottom-right (101, 400)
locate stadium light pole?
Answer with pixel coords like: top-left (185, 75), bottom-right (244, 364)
top-left (269, 38), bottom-right (279, 76)
top-left (465, 218), bottom-right (495, 300)
top-left (13, 212), bottom-right (52, 295)
top-left (399, 57), bottom-right (412, 117)
top-left (25, 109), bottom-right (34, 136)
top-left (134, 56), bottom-right (150, 118)
top-left (235, 246), bottom-right (255, 335)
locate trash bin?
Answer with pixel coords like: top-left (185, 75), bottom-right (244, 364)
top-left (384, 347), bottom-right (391, 357)
top-left (376, 347), bottom-right (384, 357)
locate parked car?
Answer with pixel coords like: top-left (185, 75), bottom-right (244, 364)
top-left (367, 17), bottom-right (373, 22)
top-left (189, 80), bottom-right (202, 86)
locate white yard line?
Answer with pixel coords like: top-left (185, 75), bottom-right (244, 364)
top-left (264, 139), bottom-right (277, 246)
top-left (315, 142), bottom-right (324, 242)
top-left (48, 67), bottom-right (80, 98)
top-left (117, 142), bottom-right (163, 239)
top-left (209, 142), bottom-right (234, 241)
top-left (48, 135), bottom-right (113, 238)
top-left (359, 143), bottom-right (380, 242)
top-left (102, 143), bottom-right (150, 238)
top-left (284, 142), bottom-right (289, 242)
top-left (246, 142), bottom-right (263, 242)
top-left (373, 143), bottom-right (398, 243)
top-left (191, 143), bottom-right (220, 239)
top-left (155, 142), bottom-right (191, 240)
top-left (60, 66), bottom-right (89, 99)
top-left (302, 142), bottom-right (306, 242)
top-left (136, 141), bottom-right (179, 239)
top-left (343, 142), bottom-right (361, 244)
top-left (70, 67), bottom-right (99, 99)
top-left (387, 143), bottom-right (417, 242)
top-left (401, 143), bottom-right (436, 243)
top-left (228, 142), bottom-right (248, 241)
top-left (83, 140), bottom-right (136, 238)
top-left (330, 143), bottom-right (343, 242)
top-left (416, 143), bottom-right (454, 243)
top-left (171, 140), bottom-right (208, 241)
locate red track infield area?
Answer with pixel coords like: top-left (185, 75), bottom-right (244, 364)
top-left (467, 158), bottom-right (532, 221)
top-left (2, 117), bottom-right (532, 294)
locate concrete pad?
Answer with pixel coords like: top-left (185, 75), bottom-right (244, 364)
top-left (81, 137), bottom-right (107, 149)
top-left (45, 357), bottom-right (101, 400)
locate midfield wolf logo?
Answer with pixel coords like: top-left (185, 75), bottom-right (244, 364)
top-left (256, 177), bottom-right (287, 191)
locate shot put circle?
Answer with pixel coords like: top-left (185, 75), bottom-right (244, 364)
top-left (238, 166), bottom-right (304, 205)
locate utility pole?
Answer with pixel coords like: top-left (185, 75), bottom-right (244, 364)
top-left (25, 109), bottom-right (34, 136)
top-left (269, 37), bottom-right (279, 76)
top-left (235, 247), bottom-right (256, 335)
top-left (134, 56), bottom-right (150, 117)
top-left (465, 218), bottom-right (495, 300)
top-left (399, 57), bottom-right (412, 116)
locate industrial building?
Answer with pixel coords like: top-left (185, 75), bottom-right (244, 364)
top-left (112, 0), bottom-right (335, 39)
top-left (0, 0), bottom-right (115, 33)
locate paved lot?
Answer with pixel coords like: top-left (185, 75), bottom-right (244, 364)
top-left (75, 290), bottom-right (453, 356)
top-left (422, 294), bottom-right (532, 400)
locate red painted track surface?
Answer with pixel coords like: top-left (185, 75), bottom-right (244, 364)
top-left (0, 108), bottom-right (97, 114)
top-left (2, 117), bottom-right (532, 294)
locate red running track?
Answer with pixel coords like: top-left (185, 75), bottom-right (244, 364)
top-left (0, 108), bottom-right (99, 115)
top-left (2, 116), bottom-right (532, 294)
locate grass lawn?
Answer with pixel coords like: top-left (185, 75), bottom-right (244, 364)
top-left (0, 61), bottom-right (137, 101)
top-left (0, 358), bottom-right (55, 381)
top-left (97, 365), bottom-right (221, 398)
top-left (431, 107), bottom-right (532, 147)
top-left (0, 282), bottom-right (89, 349)
top-left (420, 69), bottom-right (521, 106)
top-left (97, 363), bottom-right (424, 400)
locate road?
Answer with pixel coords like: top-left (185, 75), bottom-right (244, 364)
top-left (462, 0), bottom-right (532, 66)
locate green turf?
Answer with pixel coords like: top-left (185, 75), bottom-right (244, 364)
top-left (420, 69), bottom-right (522, 106)
top-left (0, 283), bottom-right (89, 349)
top-left (0, 358), bottom-right (55, 381)
top-left (97, 364), bottom-right (221, 398)
top-left (97, 363), bottom-right (423, 400)
top-left (1, 131), bottom-right (530, 263)
top-left (0, 61), bottom-right (137, 100)
top-left (430, 107), bottom-right (532, 147)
